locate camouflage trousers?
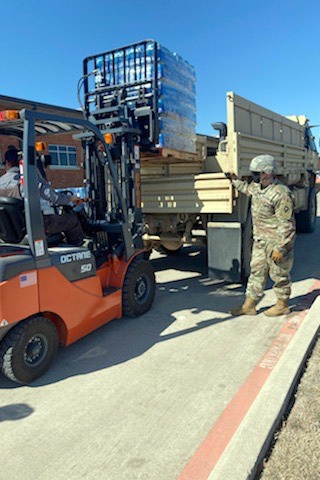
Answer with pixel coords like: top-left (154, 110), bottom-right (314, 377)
top-left (246, 239), bottom-right (294, 301)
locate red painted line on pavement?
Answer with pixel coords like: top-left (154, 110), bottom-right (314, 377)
top-left (178, 280), bottom-right (320, 480)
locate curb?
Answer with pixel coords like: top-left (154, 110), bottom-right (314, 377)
top-left (207, 295), bottom-right (320, 480)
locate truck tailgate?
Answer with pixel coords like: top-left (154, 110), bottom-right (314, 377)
top-left (141, 173), bottom-right (233, 214)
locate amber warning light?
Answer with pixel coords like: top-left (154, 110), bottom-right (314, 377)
top-left (103, 133), bottom-right (114, 145)
top-left (35, 142), bottom-right (47, 152)
top-left (0, 110), bottom-right (20, 121)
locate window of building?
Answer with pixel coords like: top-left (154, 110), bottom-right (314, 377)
top-left (48, 145), bottom-right (78, 168)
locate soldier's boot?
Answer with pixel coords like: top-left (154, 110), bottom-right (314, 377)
top-left (230, 297), bottom-right (257, 316)
top-left (264, 299), bottom-right (290, 317)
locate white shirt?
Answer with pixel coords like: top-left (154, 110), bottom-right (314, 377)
top-left (0, 167), bottom-right (20, 189)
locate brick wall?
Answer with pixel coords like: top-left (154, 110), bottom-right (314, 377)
top-left (38, 132), bottom-right (84, 188)
top-left (0, 131), bottom-right (85, 189)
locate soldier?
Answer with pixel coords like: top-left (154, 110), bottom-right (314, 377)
top-left (229, 154), bottom-right (296, 317)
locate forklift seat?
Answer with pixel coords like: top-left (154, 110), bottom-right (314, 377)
top-left (0, 196), bottom-right (63, 246)
top-left (0, 197), bottom-right (26, 243)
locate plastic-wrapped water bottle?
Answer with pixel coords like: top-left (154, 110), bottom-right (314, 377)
top-left (146, 42), bottom-right (155, 56)
top-left (118, 51), bottom-right (124, 84)
top-left (114, 50), bottom-right (121, 84)
top-left (158, 133), bottom-right (164, 147)
top-left (105, 53), bottom-right (112, 86)
top-left (95, 56), bottom-right (104, 88)
top-left (135, 44), bottom-right (143, 81)
top-left (96, 56), bottom-right (103, 70)
top-left (126, 47), bottom-right (135, 83)
top-left (158, 98), bottom-right (164, 113)
top-left (146, 42), bottom-right (154, 80)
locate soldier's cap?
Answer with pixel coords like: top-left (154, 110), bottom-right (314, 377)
top-left (249, 154), bottom-right (275, 174)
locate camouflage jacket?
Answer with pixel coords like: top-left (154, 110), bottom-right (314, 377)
top-left (232, 178), bottom-right (296, 253)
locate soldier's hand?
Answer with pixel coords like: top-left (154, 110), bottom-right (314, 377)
top-left (225, 172), bottom-right (237, 181)
top-left (271, 249), bottom-right (284, 262)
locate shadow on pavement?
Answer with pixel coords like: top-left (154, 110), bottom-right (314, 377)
top-left (0, 403), bottom-right (34, 421)
top-left (289, 288), bottom-right (320, 312)
top-left (150, 246), bottom-right (208, 274)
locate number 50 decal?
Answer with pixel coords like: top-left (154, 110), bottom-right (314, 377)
top-left (81, 263), bottom-right (93, 273)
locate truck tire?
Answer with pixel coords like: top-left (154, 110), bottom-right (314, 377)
top-left (0, 316), bottom-right (59, 384)
top-left (122, 259), bottom-right (156, 317)
top-left (295, 187), bottom-right (317, 233)
top-left (241, 210), bottom-right (253, 282)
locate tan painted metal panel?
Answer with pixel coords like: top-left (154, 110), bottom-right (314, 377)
top-left (141, 162), bottom-right (203, 177)
top-left (141, 174), bottom-right (233, 214)
top-left (236, 133), bottom-right (315, 177)
top-left (218, 92), bottom-right (318, 177)
top-left (227, 91), bottom-right (306, 147)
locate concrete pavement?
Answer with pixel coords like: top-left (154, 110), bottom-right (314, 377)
top-left (0, 214), bottom-right (319, 480)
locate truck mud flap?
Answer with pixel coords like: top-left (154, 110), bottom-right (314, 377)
top-left (207, 221), bottom-right (241, 283)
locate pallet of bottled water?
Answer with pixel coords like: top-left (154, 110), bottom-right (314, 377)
top-left (91, 40), bottom-right (197, 154)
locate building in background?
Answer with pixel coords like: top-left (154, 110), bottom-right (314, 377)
top-left (0, 94), bottom-right (84, 188)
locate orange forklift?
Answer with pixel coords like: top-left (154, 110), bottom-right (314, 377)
top-left (0, 106), bottom-right (156, 384)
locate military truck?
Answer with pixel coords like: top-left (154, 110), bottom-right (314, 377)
top-left (82, 41), bottom-right (318, 282)
top-left (140, 91), bottom-right (318, 281)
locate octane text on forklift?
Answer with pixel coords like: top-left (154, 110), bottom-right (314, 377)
top-left (60, 251), bottom-right (92, 263)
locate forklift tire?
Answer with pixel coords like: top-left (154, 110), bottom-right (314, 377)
top-left (0, 316), bottom-right (59, 384)
top-left (122, 259), bottom-right (156, 318)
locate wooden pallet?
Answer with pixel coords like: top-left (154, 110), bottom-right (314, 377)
top-left (141, 147), bottom-right (199, 164)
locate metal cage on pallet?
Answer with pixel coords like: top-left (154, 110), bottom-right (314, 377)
top-left (82, 39), bottom-right (159, 149)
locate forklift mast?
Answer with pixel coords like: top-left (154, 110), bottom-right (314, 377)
top-left (80, 40), bottom-right (161, 249)
top-left (82, 39), bottom-right (159, 147)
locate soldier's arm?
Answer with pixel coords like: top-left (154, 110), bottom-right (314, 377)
top-left (232, 178), bottom-right (254, 196)
top-left (274, 192), bottom-right (296, 254)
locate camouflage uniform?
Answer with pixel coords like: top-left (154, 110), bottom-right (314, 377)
top-left (233, 178), bottom-right (296, 301)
